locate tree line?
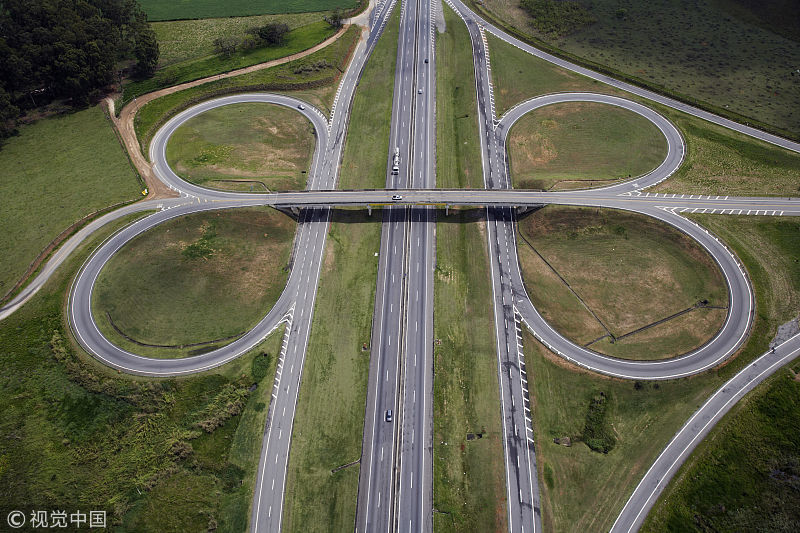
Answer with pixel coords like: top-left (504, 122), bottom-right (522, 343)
top-left (0, 0), bottom-right (159, 143)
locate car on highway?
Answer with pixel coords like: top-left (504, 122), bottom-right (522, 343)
top-left (417, 89), bottom-right (423, 94)
top-left (298, 104), bottom-right (305, 110)
top-left (385, 409), bottom-right (393, 422)
top-left (424, 58), bottom-right (428, 63)
top-left (391, 195), bottom-right (403, 201)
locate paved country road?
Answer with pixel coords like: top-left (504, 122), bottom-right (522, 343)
top-left (3, 0), bottom-right (800, 531)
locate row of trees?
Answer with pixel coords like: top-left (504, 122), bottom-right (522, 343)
top-left (0, 0), bottom-right (159, 143)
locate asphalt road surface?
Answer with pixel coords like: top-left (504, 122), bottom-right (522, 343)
top-left (3, 0), bottom-right (800, 530)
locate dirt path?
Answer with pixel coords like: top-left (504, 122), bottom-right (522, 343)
top-left (104, 24), bottom-right (352, 201)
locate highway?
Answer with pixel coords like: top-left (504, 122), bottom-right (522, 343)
top-left (2, 0), bottom-right (800, 530)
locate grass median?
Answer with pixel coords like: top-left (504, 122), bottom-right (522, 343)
top-left (0, 211), bottom-right (285, 532)
top-left (487, 33), bottom-right (800, 197)
top-left (517, 206), bottom-right (728, 360)
top-left (280, 8), bottom-right (400, 531)
top-left (92, 207), bottom-right (295, 359)
top-left (166, 102), bottom-right (315, 192)
top-left (524, 214), bottom-right (800, 532)
top-left (0, 105), bottom-right (141, 301)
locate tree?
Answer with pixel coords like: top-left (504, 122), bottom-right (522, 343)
top-left (257, 22), bottom-right (290, 46)
top-left (325, 8), bottom-right (344, 28)
top-left (213, 37), bottom-right (240, 58)
top-left (0, 87), bottom-right (20, 144)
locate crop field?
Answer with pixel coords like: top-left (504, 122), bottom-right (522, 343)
top-left (92, 208), bottom-right (295, 358)
top-left (139, 0), bottom-right (358, 22)
top-left (517, 206), bottom-right (728, 360)
top-left (476, 0), bottom-right (800, 138)
top-left (166, 103), bottom-right (315, 192)
top-left (507, 101), bottom-right (667, 190)
top-left (135, 24), bottom-right (360, 156)
top-left (153, 13), bottom-right (325, 67)
top-left (0, 106), bottom-right (140, 302)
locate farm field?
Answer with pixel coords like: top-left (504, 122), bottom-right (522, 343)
top-left (0, 106), bottom-right (140, 302)
top-left (139, 0), bottom-right (358, 22)
top-left (166, 103), bottom-right (315, 192)
top-left (474, 0), bottom-right (800, 138)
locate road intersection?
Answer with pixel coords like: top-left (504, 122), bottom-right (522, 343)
top-left (3, 0), bottom-right (800, 531)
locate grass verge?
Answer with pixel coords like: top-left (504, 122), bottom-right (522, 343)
top-left (486, 33), bottom-right (800, 197)
top-left (517, 206), bottom-right (727, 359)
top-left (135, 24), bottom-right (360, 156)
top-left (123, 21), bottom-right (338, 104)
top-left (508, 101), bottom-right (666, 190)
top-left (525, 214), bottom-right (800, 532)
top-left (0, 211), bottom-right (284, 532)
top-left (0, 105), bottom-right (141, 300)
top-left (92, 207), bottom-right (294, 358)
top-left (166, 103), bottom-right (315, 192)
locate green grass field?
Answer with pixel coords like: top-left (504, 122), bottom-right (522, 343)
top-left (487, 33), bottom-right (800, 197)
top-left (526, 214), bottom-right (800, 532)
top-left (135, 24), bottom-right (360, 156)
top-left (279, 11), bottom-right (397, 529)
top-left (123, 21), bottom-right (338, 104)
top-left (166, 103), bottom-right (315, 192)
top-left (0, 105), bottom-right (141, 301)
top-left (338, 7), bottom-right (400, 189)
top-left (517, 206), bottom-right (728, 360)
top-left (0, 211), bottom-right (285, 532)
top-left (92, 208), bottom-right (294, 358)
top-left (139, 0), bottom-right (358, 21)
top-left (154, 13), bottom-right (325, 67)
top-left (476, 0), bottom-right (800, 138)
top-left (436, 4), bottom-right (483, 189)
top-left (508, 102), bottom-right (667, 190)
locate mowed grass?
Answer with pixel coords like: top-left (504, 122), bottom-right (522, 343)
top-left (135, 24), bottom-right (360, 156)
top-left (123, 21), bottom-right (338, 103)
top-left (487, 33), bottom-right (800, 196)
top-left (477, 0), bottom-right (800, 138)
top-left (508, 102), bottom-right (667, 190)
top-left (282, 213), bottom-right (379, 532)
top-left (280, 12), bottom-right (397, 529)
top-left (92, 207), bottom-right (294, 357)
top-left (436, 3), bottom-right (483, 189)
top-left (526, 214), bottom-right (800, 532)
top-left (338, 7), bottom-right (400, 189)
top-left (153, 13), bottom-right (325, 67)
top-left (0, 105), bottom-right (140, 299)
top-left (517, 206), bottom-right (728, 360)
top-left (139, 0), bottom-right (358, 21)
top-left (0, 210), bottom-right (284, 532)
top-left (166, 103), bottom-right (315, 192)
top-left (433, 211), bottom-right (507, 531)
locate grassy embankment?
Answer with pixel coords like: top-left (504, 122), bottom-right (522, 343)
top-left (643, 215), bottom-right (800, 532)
top-left (134, 24), bottom-right (360, 156)
top-left (280, 8), bottom-right (399, 532)
top-left (123, 20), bottom-right (338, 104)
top-left (488, 31), bottom-right (800, 196)
top-left (138, 0), bottom-right (358, 21)
top-left (432, 4), bottom-right (507, 531)
top-left (153, 13), bottom-right (325, 67)
top-left (517, 206), bottom-right (728, 360)
top-left (166, 103), bottom-right (315, 191)
top-left (473, 0), bottom-right (800, 140)
top-left (92, 208), bottom-right (295, 359)
top-left (508, 102), bottom-right (667, 190)
top-left (523, 213), bottom-right (800, 532)
top-left (0, 106), bottom-right (141, 302)
top-left (0, 211), bottom-right (285, 532)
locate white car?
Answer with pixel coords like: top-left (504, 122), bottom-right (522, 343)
top-left (298, 104), bottom-right (305, 110)
top-left (392, 195), bottom-right (403, 201)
